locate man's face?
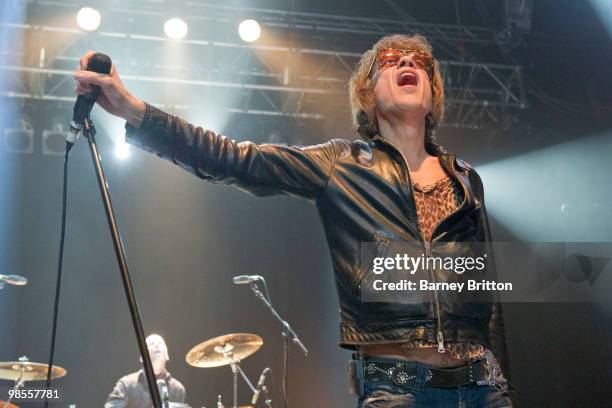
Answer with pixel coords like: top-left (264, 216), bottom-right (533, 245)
top-left (372, 50), bottom-right (433, 122)
top-left (145, 334), bottom-right (169, 374)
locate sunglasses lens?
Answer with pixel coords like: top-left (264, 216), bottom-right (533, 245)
top-left (379, 53), bottom-right (401, 68)
top-left (376, 49), bottom-right (433, 76)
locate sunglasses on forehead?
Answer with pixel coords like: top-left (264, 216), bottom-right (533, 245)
top-left (366, 48), bottom-right (435, 79)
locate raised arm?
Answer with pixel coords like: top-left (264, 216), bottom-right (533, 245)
top-left (126, 103), bottom-right (338, 199)
top-left (74, 51), bottom-right (338, 199)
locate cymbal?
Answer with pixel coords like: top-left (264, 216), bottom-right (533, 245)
top-left (0, 360), bottom-right (67, 382)
top-left (0, 274), bottom-right (27, 286)
top-left (0, 401), bottom-right (19, 408)
top-left (186, 333), bottom-right (263, 368)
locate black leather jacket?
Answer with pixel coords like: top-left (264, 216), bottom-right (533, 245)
top-left (126, 103), bottom-right (511, 379)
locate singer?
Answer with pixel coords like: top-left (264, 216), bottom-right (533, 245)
top-left (104, 334), bottom-right (186, 408)
top-left (76, 34), bottom-right (513, 407)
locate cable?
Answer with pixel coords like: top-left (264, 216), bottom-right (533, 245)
top-left (282, 337), bottom-right (288, 408)
top-left (267, 367), bottom-right (277, 408)
top-left (44, 146), bottom-right (70, 408)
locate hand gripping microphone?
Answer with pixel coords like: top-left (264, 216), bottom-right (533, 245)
top-left (68, 52), bottom-right (112, 151)
top-left (251, 367), bottom-right (271, 405)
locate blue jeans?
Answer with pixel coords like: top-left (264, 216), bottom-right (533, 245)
top-left (354, 357), bottom-right (513, 408)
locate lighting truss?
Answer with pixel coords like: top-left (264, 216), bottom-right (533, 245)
top-left (1, 0), bottom-right (527, 130)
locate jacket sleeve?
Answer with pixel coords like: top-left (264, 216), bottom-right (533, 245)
top-left (471, 169), bottom-right (513, 387)
top-left (125, 103), bottom-right (338, 200)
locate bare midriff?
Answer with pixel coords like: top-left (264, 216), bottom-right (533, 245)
top-left (359, 343), bottom-right (470, 367)
top-left (356, 166), bottom-right (477, 367)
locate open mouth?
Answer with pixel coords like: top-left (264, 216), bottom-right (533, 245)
top-left (397, 71), bottom-right (418, 87)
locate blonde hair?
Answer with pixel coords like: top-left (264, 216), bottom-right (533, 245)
top-left (349, 34), bottom-right (445, 154)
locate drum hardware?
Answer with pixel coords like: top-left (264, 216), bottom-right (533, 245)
top-left (0, 356), bottom-right (67, 408)
top-left (215, 395), bottom-right (252, 408)
top-left (186, 334), bottom-right (268, 408)
top-left (186, 334), bottom-right (262, 368)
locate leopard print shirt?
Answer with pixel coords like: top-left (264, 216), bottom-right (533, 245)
top-left (406, 174), bottom-right (487, 360)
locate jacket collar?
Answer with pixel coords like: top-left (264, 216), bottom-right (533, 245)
top-left (137, 369), bottom-right (172, 384)
top-left (368, 134), bottom-right (476, 210)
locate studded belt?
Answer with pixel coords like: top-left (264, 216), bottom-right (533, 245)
top-left (363, 357), bottom-right (495, 388)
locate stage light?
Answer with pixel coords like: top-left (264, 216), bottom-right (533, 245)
top-left (238, 19), bottom-right (261, 43)
top-left (3, 113), bottom-right (34, 154)
top-left (164, 18), bottom-right (188, 40)
top-left (42, 129), bottom-right (69, 156)
top-left (114, 141), bottom-right (130, 159)
top-left (76, 7), bottom-right (101, 32)
top-left (3, 128), bottom-right (33, 154)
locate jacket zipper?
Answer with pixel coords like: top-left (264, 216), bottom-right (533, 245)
top-left (426, 156), bottom-right (469, 353)
top-left (375, 140), bottom-right (469, 354)
top-left (423, 240), bottom-right (445, 353)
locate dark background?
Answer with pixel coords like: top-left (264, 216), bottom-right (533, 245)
top-left (1, 0), bottom-right (611, 407)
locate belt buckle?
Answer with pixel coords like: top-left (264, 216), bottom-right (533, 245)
top-left (475, 349), bottom-right (499, 386)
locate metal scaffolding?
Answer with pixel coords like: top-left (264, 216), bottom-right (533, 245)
top-left (1, 0), bottom-right (527, 130)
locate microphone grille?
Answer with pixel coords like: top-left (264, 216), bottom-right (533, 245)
top-left (88, 53), bottom-right (112, 74)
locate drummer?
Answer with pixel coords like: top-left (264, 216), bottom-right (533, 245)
top-left (105, 334), bottom-right (186, 407)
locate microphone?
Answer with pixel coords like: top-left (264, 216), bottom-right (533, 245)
top-left (232, 275), bottom-right (264, 285)
top-left (157, 379), bottom-right (169, 406)
top-left (68, 52), bottom-right (112, 151)
top-left (0, 274), bottom-right (28, 286)
top-left (251, 367), bottom-right (271, 405)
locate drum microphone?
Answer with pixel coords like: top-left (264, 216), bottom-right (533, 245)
top-left (251, 367), bottom-right (271, 405)
top-left (157, 379), bottom-right (169, 405)
top-left (232, 275), bottom-right (264, 285)
top-left (68, 52), bottom-right (112, 151)
top-left (0, 274), bottom-right (28, 286)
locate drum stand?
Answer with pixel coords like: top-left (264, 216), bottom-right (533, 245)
top-left (3, 357), bottom-right (28, 408)
top-left (217, 345), bottom-right (271, 408)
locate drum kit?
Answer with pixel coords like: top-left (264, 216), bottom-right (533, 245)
top-left (1, 275), bottom-right (38, 408)
top-left (0, 332), bottom-right (268, 408)
top-left (0, 273), bottom-right (302, 408)
top-left (0, 335), bottom-right (267, 408)
top-left (0, 356), bottom-right (67, 408)
top-left (185, 333), bottom-right (270, 408)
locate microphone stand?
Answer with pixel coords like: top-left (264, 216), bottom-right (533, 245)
top-left (81, 118), bottom-right (162, 407)
top-left (249, 282), bottom-right (307, 408)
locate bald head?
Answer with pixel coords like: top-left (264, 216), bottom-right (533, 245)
top-left (146, 334), bottom-right (169, 362)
